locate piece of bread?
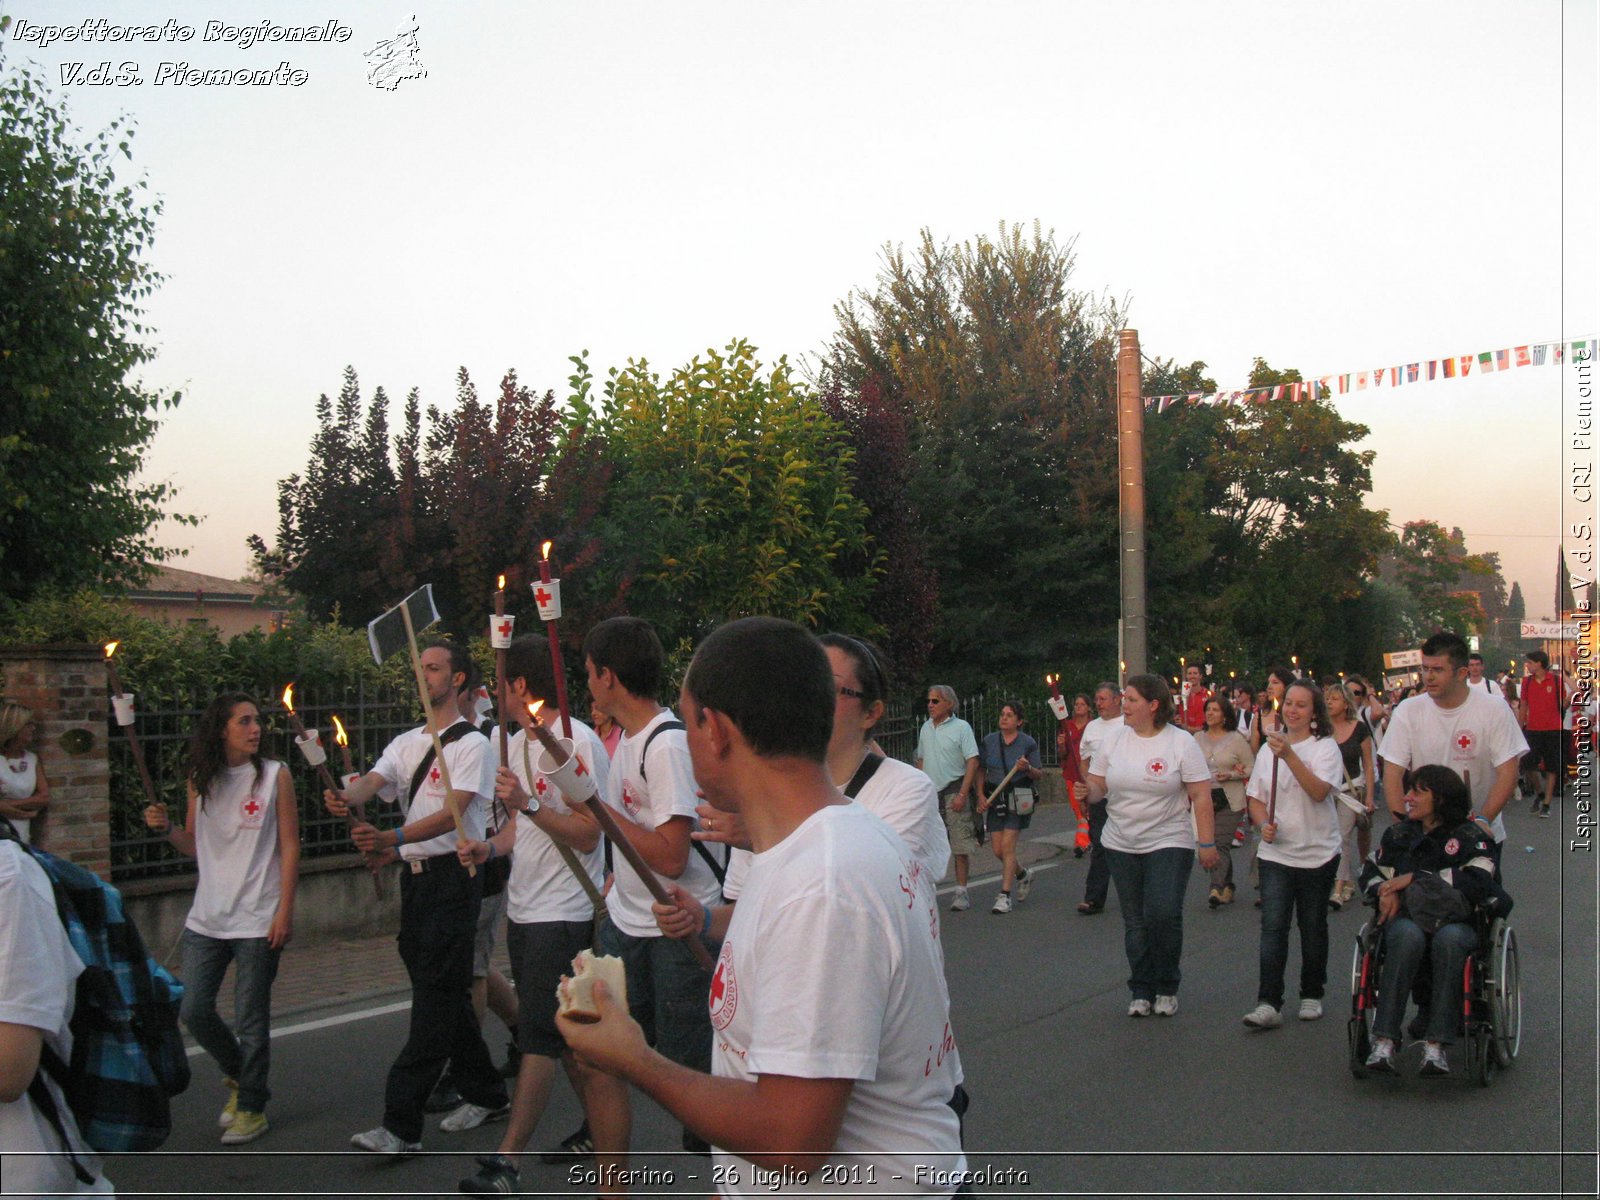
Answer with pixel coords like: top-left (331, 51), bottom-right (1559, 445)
top-left (557, 950), bottom-right (627, 1023)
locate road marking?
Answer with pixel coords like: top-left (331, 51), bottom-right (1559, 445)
top-left (186, 1000), bottom-right (412, 1056)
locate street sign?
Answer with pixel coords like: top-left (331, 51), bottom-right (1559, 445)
top-left (1384, 649), bottom-right (1423, 669)
top-left (1520, 621), bottom-right (1579, 640)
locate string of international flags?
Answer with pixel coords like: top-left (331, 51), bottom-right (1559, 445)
top-left (1144, 335), bottom-right (1597, 412)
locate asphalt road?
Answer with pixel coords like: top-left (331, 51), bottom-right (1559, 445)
top-left (106, 798), bottom-right (1597, 1198)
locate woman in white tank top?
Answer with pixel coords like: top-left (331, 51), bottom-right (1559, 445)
top-left (144, 693), bottom-right (299, 1145)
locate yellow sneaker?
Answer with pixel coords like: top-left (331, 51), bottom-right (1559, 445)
top-left (218, 1078), bottom-right (239, 1129)
top-left (221, 1109), bottom-right (269, 1145)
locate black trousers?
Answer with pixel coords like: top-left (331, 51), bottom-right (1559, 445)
top-left (382, 856), bottom-right (508, 1141)
top-left (1083, 799), bottom-right (1110, 905)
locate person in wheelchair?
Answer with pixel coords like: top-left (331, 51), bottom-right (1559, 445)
top-left (1357, 765), bottom-right (1513, 1076)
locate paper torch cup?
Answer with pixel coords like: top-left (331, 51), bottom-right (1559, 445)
top-left (342, 773), bottom-right (362, 791)
top-left (111, 693), bottom-right (137, 726)
top-left (1046, 695), bottom-right (1069, 721)
top-left (295, 730), bottom-right (327, 767)
top-left (489, 613), bottom-right (516, 649)
top-left (535, 736), bottom-right (597, 804)
top-left (531, 577), bottom-right (562, 622)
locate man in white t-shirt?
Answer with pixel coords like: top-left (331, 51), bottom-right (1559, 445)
top-left (583, 616), bottom-right (724, 1162)
top-left (1464, 653), bottom-right (1499, 700)
top-left (1076, 682), bottom-right (1123, 914)
top-left (559, 617), bottom-right (966, 1196)
top-left (325, 641), bottom-right (506, 1154)
top-left (453, 636), bottom-right (628, 1196)
top-left (0, 838), bottom-right (114, 1196)
top-left (1380, 632), bottom-right (1526, 871)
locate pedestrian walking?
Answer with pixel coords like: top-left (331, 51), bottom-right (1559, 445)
top-left (1076, 683), bottom-right (1122, 915)
top-left (1194, 695), bottom-right (1253, 908)
top-left (0, 703), bottom-right (50, 847)
top-left (977, 702), bottom-right (1043, 913)
top-left (915, 686), bottom-right (980, 912)
top-left (142, 692), bottom-right (300, 1144)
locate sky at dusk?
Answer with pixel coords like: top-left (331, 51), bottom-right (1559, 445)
top-left (6, 0), bottom-right (1596, 614)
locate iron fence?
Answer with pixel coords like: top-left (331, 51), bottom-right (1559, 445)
top-left (109, 679), bottom-right (420, 883)
top-left (880, 690), bottom-right (1063, 768)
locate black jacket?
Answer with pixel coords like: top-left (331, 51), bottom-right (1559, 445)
top-left (1357, 818), bottom-right (1513, 918)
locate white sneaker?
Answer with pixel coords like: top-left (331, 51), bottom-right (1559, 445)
top-left (1014, 869), bottom-right (1033, 903)
top-left (991, 893), bottom-right (1012, 914)
top-left (351, 1126), bottom-right (421, 1155)
top-left (1364, 1037), bottom-right (1397, 1073)
top-left (1298, 998), bottom-right (1324, 1021)
top-left (1242, 1003), bottom-right (1282, 1029)
top-left (1127, 999), bottom-right (1152, 1017)
top-left (440, 1100), bottom-right (510, 1133)
top-left (1419, 1042), bottom-right (1451, 1077)
top-left (1153, 994), bottom-right (1178, 1017)
top-left (949, 887), bottom-right (971, 912)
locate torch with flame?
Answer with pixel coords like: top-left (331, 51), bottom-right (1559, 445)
top-left (534, 540), bottom-right (573, 740)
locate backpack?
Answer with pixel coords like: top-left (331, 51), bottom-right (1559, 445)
top-left (2, 827), bottom-right (190, 1180)
top-left (603, 717), bottom-right (729, 888)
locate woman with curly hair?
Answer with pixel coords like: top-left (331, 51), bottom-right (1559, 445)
top-left (144, 692), bottom-right (300, 1145)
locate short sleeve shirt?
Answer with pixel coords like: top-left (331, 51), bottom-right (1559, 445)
top-left (1379, 690), bottom-right (1529, 843)
top-left (1097, 724), bottom-right (1212, 854)
top-left (916, 717), bottom-right (978, 791)
top-left (372, 723), bottom-right (493, 860)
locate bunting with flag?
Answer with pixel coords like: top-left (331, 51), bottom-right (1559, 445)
top-left (1145, 337), bottom-right (1597, 411)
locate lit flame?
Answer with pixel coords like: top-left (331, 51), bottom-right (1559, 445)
top-left (540, 540), bottom-right (552, 561)
top-left (281, 683), bottom-right (295, 712)
top-left (104, 641), bottom-right (120, 658)
top-left (496, 574), bottom-right (506, 591)
top-left (1291, 655), bottom-right (1298, 665)
top-left (331, 714), bottom-right (348, 747)
top-left (527, 700), bottom-right (545, 720)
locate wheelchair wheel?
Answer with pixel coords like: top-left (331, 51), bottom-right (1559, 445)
top-left (1348, 923), bottom-right (1378, 1078)
top-left (1488, 920), bottom-right (1521, 1066)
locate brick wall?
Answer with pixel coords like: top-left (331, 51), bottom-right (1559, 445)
top-left (1, 643), bottom-right (111, 879)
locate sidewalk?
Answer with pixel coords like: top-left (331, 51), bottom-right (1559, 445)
top-left (213, 802), bottom-right (1076, 1024)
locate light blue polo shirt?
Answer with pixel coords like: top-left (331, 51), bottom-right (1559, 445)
top-left (917, 716), bottom-right (979, 790)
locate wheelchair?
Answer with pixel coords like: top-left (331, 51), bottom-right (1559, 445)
top-left (1347, 907), bottom-right (1521, 1085)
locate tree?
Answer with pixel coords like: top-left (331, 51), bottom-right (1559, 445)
top-left (251, 364), bottom-right (607, 635)
top-left (1384, 520), bottom-right (1499, 635)
top-left (823, 222), bottom-right (1124, 688)
top-left (1140, 359), bottom-right (1393, 674)
top-left (594, 339), bottom-right (877, 659)
top-left (0, 37), bottom-right (190, 607)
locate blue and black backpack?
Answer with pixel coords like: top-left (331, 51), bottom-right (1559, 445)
top-left (1, 823), bottom-right (189, 1182)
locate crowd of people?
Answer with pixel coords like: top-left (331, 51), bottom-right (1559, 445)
top-left (0, 624), bottom-right (1586, 1197)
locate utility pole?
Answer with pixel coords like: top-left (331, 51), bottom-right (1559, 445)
top-left (1117, 329), bottom-right (1148, 676)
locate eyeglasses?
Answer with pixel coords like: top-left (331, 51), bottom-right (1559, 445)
top-left (838, 685), bottom-right (865, 700)
top-left (1350, 688), bottom-right (1366, 697)
top-left (927, 698), bottom-right (944, 706)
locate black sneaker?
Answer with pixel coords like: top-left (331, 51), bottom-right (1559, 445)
top-left (540, 1122), bottom-right (593, 1163)
top-left (460, 1153), bottom-right (520, 1196)
top-left (425, 1081), bottom-right (463, 1114)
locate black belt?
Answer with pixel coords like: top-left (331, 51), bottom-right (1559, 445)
top-left (404, 853), bottom-right (460, 874)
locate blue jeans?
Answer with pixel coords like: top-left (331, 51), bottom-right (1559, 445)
top-left (1104, 847), bottom-right (1194, 1000)
top-left (180, 929), bottom-right (280, 1112)
top-left (1256, 854), bottom-right (1341, 1008)
top-left (1373, 917), bottom-right (1477, 1046)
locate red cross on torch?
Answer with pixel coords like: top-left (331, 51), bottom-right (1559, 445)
top-left (536, 541), bottom-right (573, 741)
top-left (493, 573), bottom-right (511, 764)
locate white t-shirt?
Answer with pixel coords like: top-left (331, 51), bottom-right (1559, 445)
top-left (1094, 724), bottom-right (1211, 854)
top-left (187, 759), bottom-right (284, 939)
top-left (722, 756), bottom-right (952, 899)
top-left (0, 750), bottom-right (39, 846)
top-left (711, 803), bottom-right (964, 1196)
top-left (504, 721), bottom-right (607, 924)
top-left (1379, 690), bottom-right (1528, 844)
top-left (604, 710), bottom-right (723, 938)
top-left (1245, 736), bottom-right (1345, 869)
top-left (371, 723), bottom-right (492, 860)
top-left (1079, 715), bottom-right (1124, 781)
top-left (0, 842), bottom-right (114, 1196)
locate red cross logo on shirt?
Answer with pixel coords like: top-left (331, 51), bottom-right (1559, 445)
top-left (1147, 759), bottom-right (1167, 776)
top-left (710, 963), bottom-right (726, 1006)
top-left (429, 765), bottom-right (441, 784)
top-left (496, 618), bottom-right (513, 639)
top-left (243, 798), bottom-right (261, 817)
top-left (534, 587), bottom-right (552, 608)
top-left (1454, 731), bottom-right (1477, 756)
